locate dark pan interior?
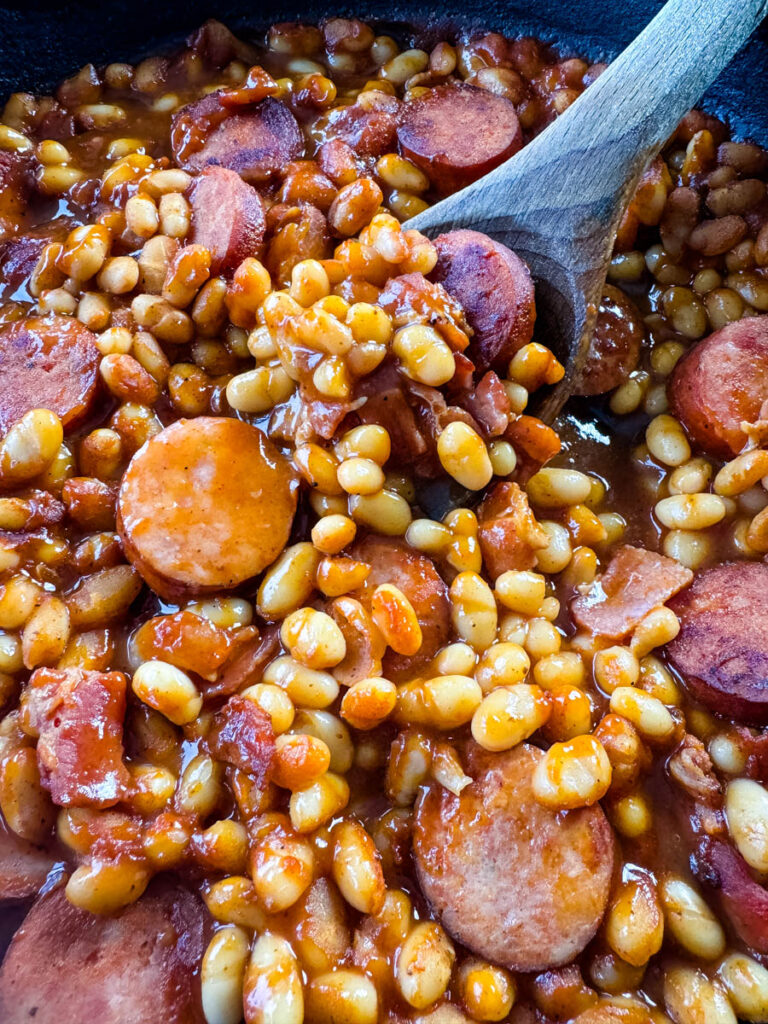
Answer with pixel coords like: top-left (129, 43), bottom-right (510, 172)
top-left (1, 0), bottom-right (767, 142)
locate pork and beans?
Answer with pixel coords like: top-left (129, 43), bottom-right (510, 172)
top-left (1, 16), bottom-right (768, 1024)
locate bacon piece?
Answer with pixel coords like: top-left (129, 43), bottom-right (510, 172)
top-left (504, 415), bottom-right (561, 481)
top-left (378, 272), bottom-right (471, 353)
top-left (456, 371), bottom-right (511, 437)
top-left (6, 490), bottom-right (65, 531)
top-left (204, 625), bottom-right (281, 701)
top-left (208, 695), bottom-right (275, 785)
top-left (667, 734), bottom-right (722, 806)
top-left (20, 668), bottom-right (130, 808)
top-left (477, 482), bottom-right (548, 581)
top-left (132, 611), bottom-right (245, 682)
top-left (571, 545), bottom-right (693, 640)
top-left (352, 363), bottom-right (430, 470)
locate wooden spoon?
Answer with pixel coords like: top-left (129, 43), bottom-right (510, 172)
top-left (406, 0), bottom-right (768, 423)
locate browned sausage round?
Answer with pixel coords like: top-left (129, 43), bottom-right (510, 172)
top-left (189, 165), bottom-right (266, 275)
top-left (0, 221), bottom-right (71, 298)
top-left (321, 101), bottom-right (398, 157)
top-left (397, 84), bottom-right (522, 195)
top-left (0, 817), bottom-right (54, 900)
top-left (695, 835), bottom-right (768, 953)
top-left (574, 285), bottom-right (644, 396)
top-left (429, 229), bottom-right (536, 372)
top-left (412, 743), bottom-right (615, 972)
top-left (667, 562), bottom-right (768, 723)
top-left (668, 316), bottom-right (768, 458)
top-left (171, 93), bottom-right (302, 184)
top-left (352, 535), bottom-right (450, 681)
top-left (0, 882), bottom-right (208, 1023)
top-left (0, 315), bottom-right (100, 434)
top-left (117, 417), bottom-right (298, 601)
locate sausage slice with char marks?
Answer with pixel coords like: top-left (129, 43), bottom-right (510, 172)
top-left (695, 835), bottom-right (768, 953)
top-left (430, 229), bottom-right (536, 373)
top-left (171, 93), bottom-right (302, 184)
top-left (667, 562), bottom-right (768, 723)
top-left (352, 535), bottom-right (450, 681)
top-left (117, 417), bottom-right (298, 601)
top-left (413, 743), bottom-right (615, 972)
top-left (668, 316), bottom-right (768, 458)
top-left (0, 882), bottom-right (208, 1023)
top-left (0, 315), bottom-right (100, 434)
top-left (189, 165), bottom-right (266, 274)
top-left (574, 285), bottom-right (644, 396)
top-left (397, 83), bottom-right (522, 195)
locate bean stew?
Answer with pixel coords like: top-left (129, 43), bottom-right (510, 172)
top-left (1, 16), bottom-right (768, 1024)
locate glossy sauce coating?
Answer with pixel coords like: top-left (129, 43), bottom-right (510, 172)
top-left (117, 417), bottom-right (298, 600)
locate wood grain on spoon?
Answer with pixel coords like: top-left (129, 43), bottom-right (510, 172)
top-left (406, 0), bottom-right (768, 422)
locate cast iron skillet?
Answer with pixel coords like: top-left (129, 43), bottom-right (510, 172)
top-left (1, 0), bottom-right (768, 144)
top-left (0, 0), bottom-right (766, 959)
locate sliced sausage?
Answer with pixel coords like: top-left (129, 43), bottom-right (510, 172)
top-left (117, 417), bottom-right (298, 601)
top-left (189, 165), bottom-right (266, 274)
top-left (352, 535), bottom-right (450, 681)
top-left (0, 818), bottom-right (54, 900)
top-left (668, 316), bottom-right (768, 459)
top-left (696, 836), bottom-right (768, 953)
top-left (574, 285), bottom-right (644, 396)
top-left (321, 100), bottom-right (399, 157)
top-left (171, 93), bottom-right (303, 184)
top-left (430, 229), bottom-right (536, 373)
top-left (667, 562), bottom-right (768, 723)
top-left (413, 743), bottom-right (615, 972)
top-left (0, 881), bottom-right (208, 1023)
top-left (0, 315), bottom-right (100, 435)
top-left (571, 545), bottom-right (693, 640)
top-left (397, 83), bottom-right (522, 195)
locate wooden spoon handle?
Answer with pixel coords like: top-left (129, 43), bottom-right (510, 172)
top-left (412, 0), bottom-right (768, 236)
